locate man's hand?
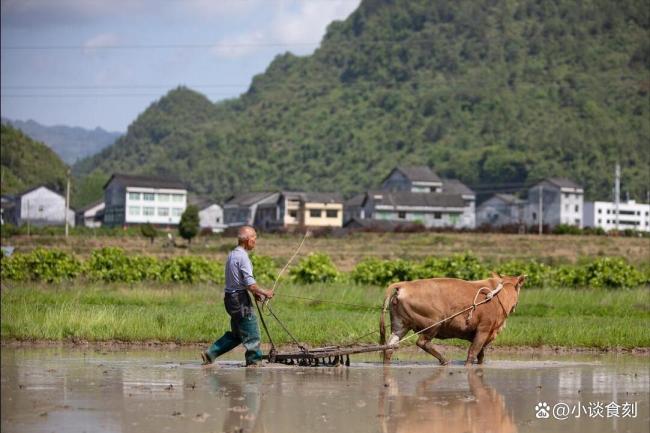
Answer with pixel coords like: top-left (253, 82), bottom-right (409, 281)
top-left (248, 284), bottom-right (273, 301)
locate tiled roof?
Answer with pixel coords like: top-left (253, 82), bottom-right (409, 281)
top-left (442, 179), bottom-right (475, 196)
top-left (225, 192), bottom-right (277, 206)
top-left (104, 173), bottom-right (186, 190)
top-left (493, 194), bottom-right (524, 205)
top-left (395, 166), bottom-right (441, 183)
top-left (545, 178), bottom-right (582, 189)
top-left (280, 191), bottom-right (343, 203)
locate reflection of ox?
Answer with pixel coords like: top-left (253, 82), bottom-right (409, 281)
top-left (379, 368), bottom-right (518, 433)
top-left (380, 274), bottom-right (525, 366)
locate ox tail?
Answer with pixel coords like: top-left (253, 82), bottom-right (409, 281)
top-left (380, 283), bottom-right (400, 361)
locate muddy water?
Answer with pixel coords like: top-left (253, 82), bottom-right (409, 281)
top-left (1, 347), bottom-right (648, 433)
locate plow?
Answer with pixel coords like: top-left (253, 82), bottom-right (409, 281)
top-left (262, 343), bottom-right (398, 367)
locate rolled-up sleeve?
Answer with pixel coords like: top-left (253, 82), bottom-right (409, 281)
top-left (240, 255), bottom-right (256, 287)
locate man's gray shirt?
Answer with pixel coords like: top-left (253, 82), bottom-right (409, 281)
top-left (224, 246), bottom-right (256, 293)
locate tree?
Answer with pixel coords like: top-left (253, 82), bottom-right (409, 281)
top-left (140, 223), bottom-right (157, 245)
top-left (179, 205), bottom-right (200, 244)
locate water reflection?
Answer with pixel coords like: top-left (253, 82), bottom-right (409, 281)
top-left (208, 369), bottom-right (262, 433)
top-left (379, 367), bottom-right (517, 433)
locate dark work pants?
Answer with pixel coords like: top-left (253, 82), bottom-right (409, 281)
top-left (206, 291), bottom-right (263, 365)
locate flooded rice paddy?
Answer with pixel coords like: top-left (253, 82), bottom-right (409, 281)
top-left (1, 346), bottom-right (648, 433)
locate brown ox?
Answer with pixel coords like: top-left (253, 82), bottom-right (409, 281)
top-left (380, 273), bottom-right (525, 366)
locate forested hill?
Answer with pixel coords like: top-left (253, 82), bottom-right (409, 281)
top-left (74, 0), bottom-right (650, 203)
top-left (1, 124), bottom-right (69, 195)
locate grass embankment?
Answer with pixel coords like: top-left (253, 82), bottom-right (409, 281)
top-left (2, 282), bottom-right (649, 349)
top-left (6, 232), bottom-right (650, 269)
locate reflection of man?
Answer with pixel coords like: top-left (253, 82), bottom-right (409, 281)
top-left (379, 368), bottom-right (517, 433)
top-left (208, 369), bottom-right (262, 433)
top-left (201, 226), bottom-right (274, 366)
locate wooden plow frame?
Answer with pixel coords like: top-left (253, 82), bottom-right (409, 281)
top-left (263, 343), bottom-right (398, 367)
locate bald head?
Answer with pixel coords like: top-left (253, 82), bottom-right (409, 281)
top-left (237, 226), bottom-right (257, 248)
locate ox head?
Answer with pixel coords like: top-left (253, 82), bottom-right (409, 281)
top-left (492, 273), bottom-right (526, 315)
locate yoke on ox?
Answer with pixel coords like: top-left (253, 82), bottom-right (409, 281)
top-left (380, 273), bottom-right (525, 367)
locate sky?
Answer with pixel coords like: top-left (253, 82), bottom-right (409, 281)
top-left (1, 0), bottom-right (361, 132)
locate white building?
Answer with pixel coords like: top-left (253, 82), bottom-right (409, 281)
top-left (75, 200), bottom-right (105, 228)
top-left (584, 200), bottom-right (650, 232)
top-left (103, 174), bottom-right (187, 227)
top-left (525, 178), bottom-right (584, 228)
top-left (189, 196), bottom-right (226, 233)
top-left (14, 185), bottom-right (75, 227)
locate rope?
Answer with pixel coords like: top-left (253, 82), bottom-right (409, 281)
top-left (396, 282), bottom-right (504, 344)
top-left (271, 231), bottom-right (309, 292)
top-left (264, 301), bottom-right (308, 353)
top-left (274, 293), bottom-right (383, 310)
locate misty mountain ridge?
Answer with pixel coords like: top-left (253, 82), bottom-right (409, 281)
top-left (2, 117), bottom-right (122, 165)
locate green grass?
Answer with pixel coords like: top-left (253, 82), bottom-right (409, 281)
top-left (1, 282), bottom-right (649, 349)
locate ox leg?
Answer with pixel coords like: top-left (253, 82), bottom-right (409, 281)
top-left (477, 346), bottom-right (487, 365)
top-left (466, 330), bottom-right (490, 367)
top-left (416, 336), bottom-right (449, 366)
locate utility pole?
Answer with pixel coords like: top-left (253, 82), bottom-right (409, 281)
top-left (538, 185), bottom-right (543, 235)
top-left (615, 163), bottom-right (620, 232)
top-left (26, 200), bottom-right (31, 236)
top-left (65, 169), bottom-right (71, 238)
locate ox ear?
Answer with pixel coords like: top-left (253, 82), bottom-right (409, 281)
top-left (491, 271), bottom-right (501, 279)
top-left (516, 274), bottom-right (526, 289)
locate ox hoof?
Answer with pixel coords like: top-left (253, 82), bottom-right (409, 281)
top-left (439, 360), bottom-right (449, 366)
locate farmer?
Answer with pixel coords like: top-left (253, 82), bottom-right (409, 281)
top-left (201, 225), bottom-right (274, 367)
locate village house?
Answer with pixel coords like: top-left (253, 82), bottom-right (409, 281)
top-left (256, 191), bottom-right (343, 230)
top-left (188, 195), bottom-right (226, 233)
top-left (223, 192), bottom-right (279, 227)
top-left (584, 200), bottom-right (650, 232)
top-left (476, 194), bottom-right (525, 227)
top-left (12, 185), bottom-right (75, 227)
top-left (102, 174), bottom-right (187, 227)
top-left (347, 166), bottom-right (475, 229)
top-left (525, 178), bottom-right (584, 228)
top-left (75, 199), bottom-right (105, 228)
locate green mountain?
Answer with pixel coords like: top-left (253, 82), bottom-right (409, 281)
top-left (1, 124), bottom-right (69, 195)
top-left (1, 118), bottom-right (121, 165)
top-left (74, 0), bottom-right (650, 202)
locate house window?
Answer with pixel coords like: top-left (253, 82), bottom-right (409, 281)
top-left (128, 206), bottom-right (140, 216)
top-left (172, 194), bottom-right (184, 203)
top-left (143, 207), bottom-right (155, 216)
top-left (575, 205), bottom-right (579, 212)
top-left (606, 209), bottom-right (610, 214)
top-left (289, 210), bottom-right (297, 218)
top-left (434, 212), bottom-right (442, 219)
top-left (128, 192), bottom-right (141, 200)
top-left (598, 219), bottom-right (601, 223)
top-left (216, 217), bottom-right (221, 223)
top-left (532, 212), bottom-right (537, 221)
top-left (143, 193), bottom-right (155, 201)
top-left (158, 194), bottom-right (170, 202)
top-left (172, 208), bottom-right (183, 217)
top-left (398, 211), bottom-right (406, 219)
top-left (310, 209), bottom-right (322, 218)
top-left (158, 208), bottom-right (170, 216)
top-left (564, 204), bottom-right (569, 212)
top-left (575, 218), bottom-right (580, 225)
top-left (598, 209), bottom-right (602, 214)
top-left (326, 210), bottom-right (338, 218)
top-left (564, 193), bottom-right (569, 199)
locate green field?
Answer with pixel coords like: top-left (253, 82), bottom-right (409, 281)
top-left (2, 282), bottom-right (649, 350)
